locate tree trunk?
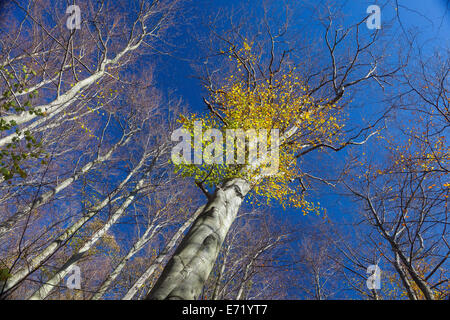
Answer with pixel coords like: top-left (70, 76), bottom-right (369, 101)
top-left (0, 28), bottom-right (150, 149)
top-left (146, 178), bottom-right (250, 300)
top-left (122, 205), bottom-right (204, 300)
top-left (395, 248), bottom-right (435, 300)
top-left (0, 156), bottom-right (143, 297)
top-left (28, 176), bottom-right (148, 300)
top-left (90, 223), bottom-right (161, 300)
top-left (393, 253), bottom-right (417, 300)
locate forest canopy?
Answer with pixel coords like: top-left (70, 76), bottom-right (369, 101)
top-left (0, 0), bottom-right (448, 301)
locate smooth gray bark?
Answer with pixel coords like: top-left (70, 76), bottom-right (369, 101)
top-left (147, 178), bottom-right (250, 300)
top-left (122, 205), bottom-right (204, 300)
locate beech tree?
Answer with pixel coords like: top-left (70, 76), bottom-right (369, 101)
top-left (200, 209), bottom-right (293, 300)
top-left (0, 0), bottom-right (188, 299)
top-left (1, 0), bottom-right (444, 301)
top-left (343, 58), bottom-right (449, 300)
top-left (147, 5), bottom-right (401, 299)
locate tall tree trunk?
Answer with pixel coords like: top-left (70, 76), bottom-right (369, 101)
top-left (0, 156), bottom-right (143, 297)
top-left (211, 244), bottom-right (230, 300)
top-left (0, 24), bottom-right (152, 149)
top-left (394, 247), bottom-right (435, 300)
top-left (393, 253), bottom-right (418, 300)
top-left (0, 129), bottom-right (134, 238)
top-left (90, 223), bottom-right (161, 300)
top-left (28, 175), bottom-right (149, 300)
top-left (122, 205), bottom-right (204, 300)
top-left (146, 178), bottom-right (250, 300)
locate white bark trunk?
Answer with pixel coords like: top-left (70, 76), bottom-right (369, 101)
top-left (395, 247), bottom-right (435, 299)
top-left (28, 175), bottom-right (148, 300)
top-left (0, 131), bottom-right (134, 238)
top-left (90, 223), bottom-right (162, 300)
top-left (0, 34), bottom-right (146, 149)
top-left (393, 253), bottom-right (417, 300)
top-left (147, 178), bottom-right (250, 300)
top-left (0, 156), bottom-right (143, 296)
top-left (122, 205), bottom-right (204, 300)
top-left (0, 72), bottom-right (104, 148)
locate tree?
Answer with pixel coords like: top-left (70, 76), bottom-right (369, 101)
top-left (147, 4), bottom-right (401, 299)
top-left (344, 95), bottom-right (448, 300)
top-left (3, 0), bottom-right (443, 301)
